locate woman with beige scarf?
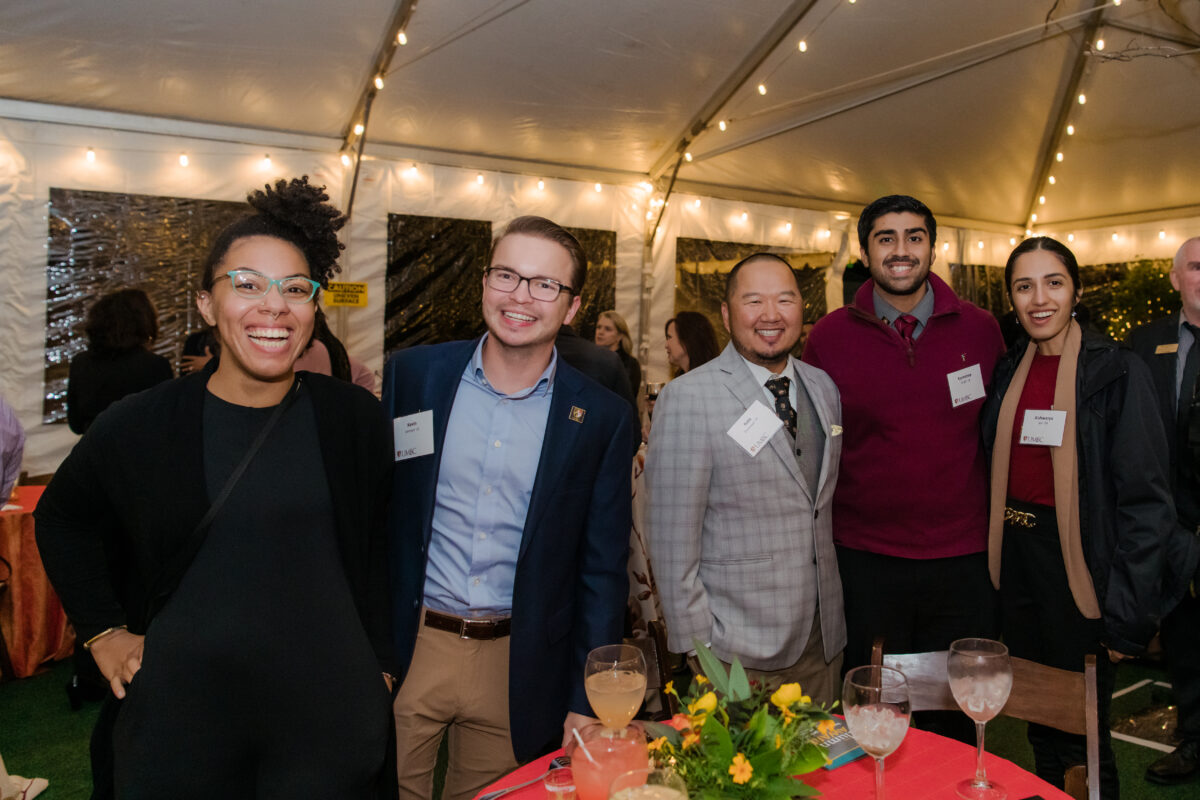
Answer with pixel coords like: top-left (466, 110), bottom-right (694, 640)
top-left (981, 237), bottom-right (1175, 799)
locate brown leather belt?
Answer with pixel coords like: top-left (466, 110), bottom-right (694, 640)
top-left (424, 609), bottom-right (511, 640)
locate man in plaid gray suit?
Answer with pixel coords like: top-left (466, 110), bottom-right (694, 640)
top-left (646, 254), bottom-right (846, 703)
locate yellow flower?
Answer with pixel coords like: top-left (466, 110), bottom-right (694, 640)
top-left (694, 674), bottom-right (709, 686)
top-left (682, 730), bottom-right (701, 749)
top-left (817, 719), bottom-right (836, 735)
top-left (648, 736), bottom-right (670, 753)
top-left (774, 733), bottom-right (783, 749)
top-left (729, 753), bottom-right (753, 785)
top-left (770, 683), bottom-right (805, 709)
top-left (665, 680), bottom-right (675, 695)
top-left (688, 691), bottom-right (717, 715)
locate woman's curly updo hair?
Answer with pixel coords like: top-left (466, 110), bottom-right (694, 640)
top-left (200, 176), bottom-right (345, 292)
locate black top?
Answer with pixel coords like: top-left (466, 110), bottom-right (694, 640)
top-left (36, 364), bottom-right (395, 673)
top-left (67, 348), bottom-right (173, 434)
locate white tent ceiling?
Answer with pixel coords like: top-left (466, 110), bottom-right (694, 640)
top-left (3, 0), bottom-right (1198, 231)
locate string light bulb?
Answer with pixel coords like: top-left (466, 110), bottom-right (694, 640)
top-left (178, 153), bottom-right (189, 167)
top-left (594, 183), bottom-right (602, 193)
top-left (537, 179), bottom-right (545, 191)
top-left (1068, 233), bottom-right (1075, 242)
top-left (353, 123), bottom-right (364, 135)
top-left (476, 173), bottom-right (483, 185)
top-left (978, 240), bottom-right (985, 250)
top-left (85, 147), bottom-right (95, 163)
top-left (397, 31), bottom-right (407, 45)
top-left (943, 242), bottom-right (950, 252)
top-left (1159, 230), bottom-right (1166, 240)
top-left (1010, 238), bottom-right (1017, 246)
top-left (1031, 213), bottom-right (1038, 222)
top-left (406, 163), bottom-right (418, 177)
top-left (798, 40), bottom-right (808, 52)
top-left (374, 75), bottom-right (385, 90)
top-left (341, 153), bottom-right (352, 167)
top-left (645, 210), bottom-right (653, 221)
top-left (741, 212), bottom-right (749, 222)
top-left (784, 222), bottom-right (793, 233)
top-left (638, 181), bottom-right (652, 193)
top-left (1056, 152), bottom-right (1064, 162)
top-left (693, 199), bottom-right (702, 209)
top-left (1094, 39), bottom-right (1104, 51)
top-left (262, 154), bottom-right (272, 169)
top-left (1025, 228), bottom-right (1033, 237)
top-left (1048, 175), bottom-right (1056, 185)
top-left (757, 83), bottom-right (767, 95)
top-left (684, 152), bottom-right (693, 162)
top-left (1077, 93), bottom-right (1086, 105)
top-left (718, 120), bottom-right (727, 131)
top-left (1039, 196), bottom-right (1046, 205)
top-left (1066, 125), bottom-right (1075, 135)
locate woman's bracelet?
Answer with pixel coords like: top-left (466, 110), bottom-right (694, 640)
top-left (82, 625), bottom-right (127, 650)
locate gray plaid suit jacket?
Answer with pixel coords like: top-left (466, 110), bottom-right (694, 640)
top-left (645, 343), bottom-right (846, 670)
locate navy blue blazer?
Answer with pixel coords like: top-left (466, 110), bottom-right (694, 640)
top-left (382, 339), bottom-right (632, 762)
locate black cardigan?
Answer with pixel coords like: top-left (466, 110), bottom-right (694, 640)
top-left (36, 365), bottom-right (396, 673)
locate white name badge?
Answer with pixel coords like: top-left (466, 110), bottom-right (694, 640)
top-left (393, 410), bottom-right (434, 461)
top-left (1019, 409), bottom-right (1067, 447)
top-left (726, 400), bottom-right (784, 457)
top-left (947, 364), bottom-right (986, 408)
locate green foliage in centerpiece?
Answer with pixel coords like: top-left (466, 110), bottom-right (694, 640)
top-left (643, 642), bottom-right (835, 799)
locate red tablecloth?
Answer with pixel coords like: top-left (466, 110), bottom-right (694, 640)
top-left (1, 485), bottom-right (75, 678)
top-left (475, 725), bottom-right (1073, 799)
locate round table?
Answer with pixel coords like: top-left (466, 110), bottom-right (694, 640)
top-left (475, 724), bottom-right (1075, 799)
top-left (1, 485), bottom-right (74, 679)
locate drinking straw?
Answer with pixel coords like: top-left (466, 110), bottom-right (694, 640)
top-left (571, 727), bottom-right (598, 764)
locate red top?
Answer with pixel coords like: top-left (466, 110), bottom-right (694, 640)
top-left (1008, 353), bottom-right (1059, 506)
top-left (803, 274), bottom-right (1007, 559)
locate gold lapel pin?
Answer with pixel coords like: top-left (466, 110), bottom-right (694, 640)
top-left (569, 406), bottom-right (587, 423)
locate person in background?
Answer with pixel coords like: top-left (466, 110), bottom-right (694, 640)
top-left (1127, 235), bottom-right (1200, 786)
top-left (594, 309), bottom-right (642, 397)
top-left (803, 194), bottom-right (1004, 743)
top-left (383, 215), bottom-right (631, 800)
top-left (983, 236), bottom-right (1174, 798)
top-left (664, 310), bottom-right (719, 377)
top-left (37, 177), bottom-right (396, 799)
top-left (295, 306), bottom-right (377, 393)
top-left (180, 326), bottom-right (219, 375)
top-left (66, 288), bottom-right (173, 434)
top-left (647, 254), bottom-right (845, 703)
top-left (0, 393), bottom-right (23, 502)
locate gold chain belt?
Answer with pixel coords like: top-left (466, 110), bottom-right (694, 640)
top-left (1004, 507), bottom-right (1037, 529)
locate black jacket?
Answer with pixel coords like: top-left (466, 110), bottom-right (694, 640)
top-left (37, 364), bottom-right (396, 673)
top-left (982, 330), bottom-right (1175, 654)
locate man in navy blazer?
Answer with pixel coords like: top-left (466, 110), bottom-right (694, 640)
top-left (1128, 236), bottom-right (1200, 785)
top-left (383, 216), bottom-right (632, 800)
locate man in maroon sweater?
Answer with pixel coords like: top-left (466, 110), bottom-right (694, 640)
top-left (803, 195), bottom-right (1006, 740)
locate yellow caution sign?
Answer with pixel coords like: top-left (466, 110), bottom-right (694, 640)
top-left (325, 281), bottom-right (368, 308)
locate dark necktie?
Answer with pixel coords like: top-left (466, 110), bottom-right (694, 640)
top-left (1180, 322), bottom-right (1200, 425)
top-left (894, 313), bottom-right (918, 348)
top-left (766, 376), bottom-right (796, 438)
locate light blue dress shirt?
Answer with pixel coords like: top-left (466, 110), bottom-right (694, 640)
top-left (423, 335), bottom-right (556, 616)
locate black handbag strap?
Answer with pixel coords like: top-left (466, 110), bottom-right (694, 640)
top-left (149, 378), bottom-right (302, 617)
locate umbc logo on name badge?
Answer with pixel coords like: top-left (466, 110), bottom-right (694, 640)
top-left (569, 406), bottom-right (586, 424)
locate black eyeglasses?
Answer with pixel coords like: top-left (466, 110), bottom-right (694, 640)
top-left (484, 267), bottom-right (574, 301)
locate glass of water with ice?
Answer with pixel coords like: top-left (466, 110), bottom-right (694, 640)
top-left (843, 665), bottom-right (911, 800)
top-left (948, 638), bottom-right (1013, 800)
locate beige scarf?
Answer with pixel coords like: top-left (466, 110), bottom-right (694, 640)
top-left (987, 320), bottom-right (1100, 619)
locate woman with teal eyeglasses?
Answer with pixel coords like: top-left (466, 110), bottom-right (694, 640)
top-left (37, 177), bottom-right (397, 799)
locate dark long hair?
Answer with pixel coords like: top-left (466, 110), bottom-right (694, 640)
top-left (667, 310), bottom-right (720, 373)
top-left (1004, 236), bottom-right (1081, 299)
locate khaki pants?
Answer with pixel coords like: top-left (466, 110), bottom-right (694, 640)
top-left (689, 610), bottom-right (843, 706)
top-left (393, 617), bottom-right (519, 800)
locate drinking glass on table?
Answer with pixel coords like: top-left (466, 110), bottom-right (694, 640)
top-left (568, 726), bottom-right (649, 800)
top-left (843, 665), bottom-right (911, 800)
top-left (948, 638), bottom-right (1013, 800)
top-left (585, 644), bottom-right (647, 734)
top-left (609, 766), bottom-right (687, 799)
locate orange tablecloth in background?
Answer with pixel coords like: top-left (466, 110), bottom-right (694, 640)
top-left (1, 485), bottom-right (74, 678)
top-left (475, 725), bottom-right (1074, 799)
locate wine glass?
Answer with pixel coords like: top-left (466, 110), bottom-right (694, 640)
top-left (585, 644), bottom-right (648, 734)
top-left (843, 665), bottom-right (911, 800)
top-left (609, 767), bottom-right (688, 799)
top-left (948, 638), bottom-right (1013, 800)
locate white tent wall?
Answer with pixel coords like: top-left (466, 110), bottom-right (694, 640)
top-left (4, 104), bottom-right (1200, 477)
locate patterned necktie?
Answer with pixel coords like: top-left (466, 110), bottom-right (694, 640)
top-left (766, 376), bottom-right (797, 438)
top-left (894, 313), bottom-right (919, 348)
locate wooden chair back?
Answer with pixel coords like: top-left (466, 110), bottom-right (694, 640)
top-left (870, 638), bottom-right (1099, 800)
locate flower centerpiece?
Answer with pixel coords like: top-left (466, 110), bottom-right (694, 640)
top-left (643, 642), bottom-right (836, 799)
